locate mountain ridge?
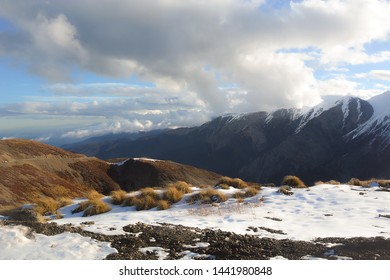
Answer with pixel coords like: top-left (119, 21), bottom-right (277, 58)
top-left (64, 91), bottom-right (390, 184)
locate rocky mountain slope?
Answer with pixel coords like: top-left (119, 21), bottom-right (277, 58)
top-left (65, 91), bottom-right (390, 184)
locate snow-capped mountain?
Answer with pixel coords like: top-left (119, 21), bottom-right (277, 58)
top-left (65, 91), bottom-right (390, 184)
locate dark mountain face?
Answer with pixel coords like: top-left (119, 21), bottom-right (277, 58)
top-left (108, 158), bottom-right (221, 191)
top-left (65, 92), bottom-right (390, 185)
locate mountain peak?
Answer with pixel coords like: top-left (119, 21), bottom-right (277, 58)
top-left (368, 91), bottom-right (390, 117)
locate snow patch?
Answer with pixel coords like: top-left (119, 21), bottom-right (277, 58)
top-left (53, 184), bottom-right (390, 241)
top-left (114, 159), bottom-right (129, 166)
top-left (180, 251), bottom-right (215, 260)
top-left (133, 158), bottom-right (160, 162)
top-left (139, 247), bottom-right (169, 260)
top-left (0, 225), bottom-right (117, 260)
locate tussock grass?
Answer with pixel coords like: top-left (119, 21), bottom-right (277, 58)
top-left (86, 190), bottom-right (104, 200)
top-left (187, 188), bottom-right (228, 204)
top-left (232, 186), bottom-right (259, 200)
top-left (123, 188), bottom-right (160, 210)
top-left (314, 181), bottom-right (324, 185)
top-left (71, 201), bottom-right (91, 214)
top-left (164, 186), bottom-right (185, 203)
top-left (216, 176), bottom-right (249, 189)
top-left (348, 178), bottom-right (390, 188)
top-left (326, 180), bottom-right (341, 185)
top-left (157, 200), bottom-right (171, 210)
top-left (110, 190), bottom-right (128, 205)
top-left (281, 175), bottom-right (306, 188)
top-left (139, 187), bottom-right (160, 200)
top-left (83, 199), bottom-right (112, 217)
top-left (58, 197), bottom-right (73, 208)
top-left (33, 197), bottom-right (59, 215)
top-left (217, 183), bottom-right (230, 190)
top-left (244, 186), bottom-right (259, 197)
top-left (278, 185), bottom-right (293, 196)
top-left (168, 181), bottom-right (192, 194)
top-left (134, 195), bottom-right (159, 211)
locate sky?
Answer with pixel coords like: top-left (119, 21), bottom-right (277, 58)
top-left (1, 0), bottom-right (390, 144)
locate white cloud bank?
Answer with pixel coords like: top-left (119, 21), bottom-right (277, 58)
top-left (1, 0), bottom-right (390, 139)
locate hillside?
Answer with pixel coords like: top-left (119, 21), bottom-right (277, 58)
top-left (0, 139), bottom-right (120, 210)
top-left (108, 158), bottom-right (221, 191)
top-left (0, 139), bottom-right (224, 210)
top-left (65, 92), bottom-right (390, 184)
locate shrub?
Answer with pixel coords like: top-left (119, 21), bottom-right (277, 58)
top-left (278, 186), bottom-right (293, 196)
top-left (168, 181), bottom-right (192, 194)
top-left (110, 190), bottom-right (128, 205)
top-left (157, 200), bottom-right (171, 210)
top-left (83, 199), bottom-right (112, 217)
top-left (164, 186), bottom-right (184, 203)
top-left (281, 175), bottom-right (305, 188)
top-left (187, 188), bottom-right (228, 204)
top-left (216, 176), bottom-right (249, 189)
top-left (33, 197), bottom-right (59, 215)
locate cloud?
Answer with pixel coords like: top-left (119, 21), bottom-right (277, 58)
top-left (1, 0), bottom-right (390, 138)
top-left (369, 70), bottom-right (390, 81)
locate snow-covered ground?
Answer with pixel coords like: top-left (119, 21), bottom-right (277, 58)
top-left (0, 225), bottom-right (116, 260)
top-left (53, 184), bottom-right (390, 240)
top-left (1, 184), bottom-right (389, 260)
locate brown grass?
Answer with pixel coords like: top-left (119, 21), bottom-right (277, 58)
top-left (278, 186), bottom-right (293, 195)
top-left (71, 201), bottom-right (91, 214)
top-left (216, 176), bottom-right (249, 189)
top-left (187, 188), bottom-right (228, 204)
top-left (347, 178), bottom-right (390, 188)
top-left (58, 197), bottom-right (73, 208)
top-left (83, 199), bottom-right (112, 217)
top-left (110, 190), bottom-right (128, 205)
top-left (168, 181), bottom-right (192, 194)
top-left (164, 186), bottom-right (185, 203)
top-left (231, 186), bottom-right (259, 200)
top-left (218, 183), bottom-right (230, 190)
top-left (86, 190), bottom-right (104, 200)
top-left (157, 200), bottom-right (171, 210)
top-left (122, 188), bottom-right (160, 210)
top-left (281, 175), bottom-right (306, 188)
top-left (244, 186), bottom-right (259, 197)
top-left (134, 195), bottom-right (159, 211)
top-left (33, 197), bottom-right (59, 215)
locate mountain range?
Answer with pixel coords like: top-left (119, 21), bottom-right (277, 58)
top-left (64, 91), bottom-right (390, 185)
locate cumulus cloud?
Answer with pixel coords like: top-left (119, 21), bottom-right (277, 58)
top-left (1, 0), bottom-right (390, 138)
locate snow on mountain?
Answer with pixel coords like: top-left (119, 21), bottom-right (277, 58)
top-left (352, 91), bottom-right (390, 144)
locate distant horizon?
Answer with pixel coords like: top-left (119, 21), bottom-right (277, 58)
top-left (1, 90), bottom-right (389, 146)
top-left (1, 0), bottom-right (390, 143)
